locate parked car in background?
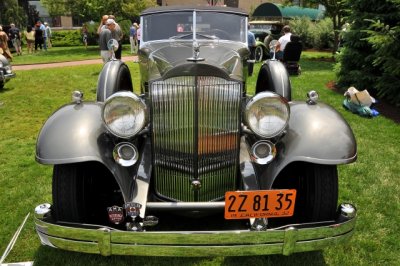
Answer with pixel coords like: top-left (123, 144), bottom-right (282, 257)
top-left (0, 54), bottom-right (16, 89)
top-left (249, 20), bottom-right (283, 62)
top-left (34, 5), bottom-right (357, 257)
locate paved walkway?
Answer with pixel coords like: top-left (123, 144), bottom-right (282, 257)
top-left (13, 55), bottom-right (138, 71)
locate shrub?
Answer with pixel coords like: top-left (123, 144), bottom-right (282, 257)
top-left (290, 17), bottom-right (313, 48)
top-left (290, 17), bottom-right (334, 50)
top-left (52, 29), bottom-right (82, 47)
top-left (51, 18), bottom-right (133, 47)
top-left (312, 18), bottom-right (334, 50)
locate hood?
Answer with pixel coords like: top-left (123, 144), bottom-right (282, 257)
top-left (139, 41), bottom-right (249, 82)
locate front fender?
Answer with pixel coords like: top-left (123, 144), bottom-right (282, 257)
top-left (36, 102), bottom-right (143, 202)
top-left (36, 102), bottom-right (108, 165)
top-left (260, 101), bottom-right (357, 188)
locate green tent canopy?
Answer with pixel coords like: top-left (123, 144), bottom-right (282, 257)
top-left (252, 3), bottom-right (325, 21)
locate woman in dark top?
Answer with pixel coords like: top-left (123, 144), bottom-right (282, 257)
top-left (34, 23), bottom-right (44, 51)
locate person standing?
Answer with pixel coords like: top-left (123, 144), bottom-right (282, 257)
top-left (34, 22), bottom-right (44, 51)
top-left (24, 26), bottom-right (35, 54)
top-left (129, 22), bottom-right (137, 54)
top-left (108, 15), bottom-right (123, 59)
top-left (0, 26), bottom-right (12, 60)
top-left (44, 22), bottom-right (52, 48)
top-left (247, 27), bottom-right (256, 76)
top-left (99, 19), bottom-right (115, 63)
top-left (82, 24), bottom-right (88, 49)
top-left (39, 21), bottom-right (47, 51)
top-left (136, 24), bottom-right (141, 48)
top-left (9, 23), bottom-right (22, 55)
top-left (97, 15), bottom-right (109, 34)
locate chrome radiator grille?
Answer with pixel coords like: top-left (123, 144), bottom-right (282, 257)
top-left (150, 76), bottom-right (242, 202)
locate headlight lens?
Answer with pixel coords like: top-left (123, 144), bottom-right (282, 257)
top-left (102, 91), bottom-right (147, 138)
top-left (245, 91), bottom-right (290, 138)
top-left (5, 66), bottom-right (12, 74)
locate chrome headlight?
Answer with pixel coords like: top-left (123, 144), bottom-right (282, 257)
top-left (102, 91), bottom-right (147, 138)
top-left (245, 91), bottom-right (290, 138)
top-left (5, 65), bottom-right (12, 74)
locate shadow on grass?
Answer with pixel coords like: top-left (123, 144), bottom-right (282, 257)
top-left (33, 246), bottom-right (326, 266)
top-left (0, 86), bottom-right (14, 94)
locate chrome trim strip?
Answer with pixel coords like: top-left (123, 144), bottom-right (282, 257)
top-left (35, 210), bottom-right (356, 256)
top-left (130, 138), bottom-right (152, 217)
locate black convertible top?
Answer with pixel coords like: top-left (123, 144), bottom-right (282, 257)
top-left (141, 5), bottom-right (248, 16)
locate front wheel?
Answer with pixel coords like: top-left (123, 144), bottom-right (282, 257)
top-left (255, 46), bottom-right (264, 62)
top-left (273, 163), bottom-right (338, 223)
top-left (52, 162), bottom-right (122, 224)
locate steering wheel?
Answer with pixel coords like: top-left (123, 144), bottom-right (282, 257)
top-left (210, 29), bottom-right (231, 40)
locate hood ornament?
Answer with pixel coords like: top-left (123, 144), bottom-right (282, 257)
top-left (187, 40), bottom-right (205, 62)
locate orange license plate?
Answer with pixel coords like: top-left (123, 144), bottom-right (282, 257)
top-left (224, 190), bottom-right (296, 219)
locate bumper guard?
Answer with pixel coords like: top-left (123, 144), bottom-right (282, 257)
top-left (34, 203), bottom-right (356, 257)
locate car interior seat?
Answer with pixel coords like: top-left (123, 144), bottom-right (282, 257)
top-left (282, 35), bottom-right (302, 75)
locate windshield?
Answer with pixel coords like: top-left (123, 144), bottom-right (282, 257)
top-left (142, 11), bottom-right (247, 42)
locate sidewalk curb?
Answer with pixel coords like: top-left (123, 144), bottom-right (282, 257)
top-left (13, 56), bottom-right (138, 71)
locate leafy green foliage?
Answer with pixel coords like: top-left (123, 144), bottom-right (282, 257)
top-left (290, 17), bottom-right (334, 49)
top-left (0, 0), bottom-right (27, 27)
top-left (364, 21), bottom-right (400, 106)
top-left (42, 0), bottom-right (157, 22)
top-left (52, 30), bottom-right (83, 47)
top-left (285, 0), bottom-right (350, 52)
top-left (336, 0), bottom-right (400, 106)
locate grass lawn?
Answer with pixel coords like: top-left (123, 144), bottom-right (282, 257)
top-left (10, 45), bottom-right (135, 65)
top-left (0, 49), bottom-right (399, 265)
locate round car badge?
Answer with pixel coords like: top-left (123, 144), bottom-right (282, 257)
top-left (107, 206), bottom-right (124, 224)
top-left (191, 180), bottom-right (202, 191)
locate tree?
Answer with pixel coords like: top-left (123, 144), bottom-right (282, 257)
top-left (337, 0), bottom-right (400, 106)
top-left (42, 0), bottom-right (156, 23)
top-left (121, 0), bottom-right (157, 21)
top-left (0, 0), bottom-right (27, 27)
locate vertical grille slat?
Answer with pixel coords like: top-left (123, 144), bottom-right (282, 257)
top-left (151, 76), bottom-right (241, 202)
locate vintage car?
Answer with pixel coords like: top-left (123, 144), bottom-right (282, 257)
top-left (0, 53), bottom-right (16, 89)
top-left (249, 20), bottom-right (283, 62)
top-left (34, 6), bottom-right (357, 257)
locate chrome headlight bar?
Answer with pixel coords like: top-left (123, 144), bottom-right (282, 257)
top-left (102, 91), bottom-right (148, 138)
top-left (245, 91), bottom-right (290, 138)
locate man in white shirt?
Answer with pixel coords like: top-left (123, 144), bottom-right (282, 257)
top-left (276, 25), bottom-right (292, 60)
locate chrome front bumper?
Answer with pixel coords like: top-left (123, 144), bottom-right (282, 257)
top-left (34, 203), bottom-right (356, 257)
top-left (0, 70), bottom-right (16, 82)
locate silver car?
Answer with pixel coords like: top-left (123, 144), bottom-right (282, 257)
top-left (0, 54), bottom-right (16, 89)
top-left (34, 5), bottom-right (357, 257)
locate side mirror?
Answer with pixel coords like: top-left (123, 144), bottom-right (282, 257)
top-left (107, 39), bottom-right (119, 60)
